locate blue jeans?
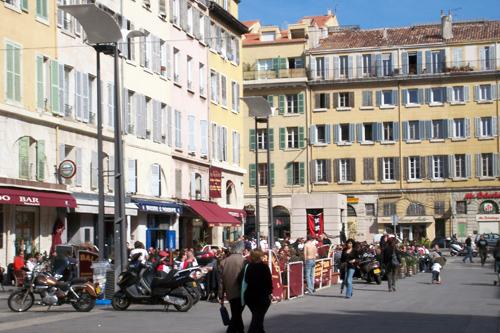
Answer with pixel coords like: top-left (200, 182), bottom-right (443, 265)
top-left (345, 268), bottom-right (355, 298)
top-left (463, 246), bottom-right (473, 263)
top-left (305, 259), bottom-right (315, 292)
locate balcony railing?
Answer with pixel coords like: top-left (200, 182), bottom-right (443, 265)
top-left (243, 68), bottom-right (307, 81)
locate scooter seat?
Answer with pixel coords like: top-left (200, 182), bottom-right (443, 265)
top-left (151, 270), bottom-right (177, 288)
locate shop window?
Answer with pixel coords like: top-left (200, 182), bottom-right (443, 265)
top-left (479, 200), bottom-right (498, 214)
top-left (347, 205), bottom-right (357, 217)
top-left (434, 201), bottom-right (445, 215)
top-left (407, 203), bottom-right (426, 216)
top-left (455, 201), bottom-right (467, 215)
top-left (383, 203), bottom-right (396, 216)
top-left (226, 180), bottom-right (235, 205)
top-left (365, 203), bottom-right (375, 216)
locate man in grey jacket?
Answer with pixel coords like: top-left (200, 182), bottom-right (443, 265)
top-left (219, 241), bottom-right (246, 333)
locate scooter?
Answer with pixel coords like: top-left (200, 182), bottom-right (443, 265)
top-left (450, 240), bottom-right (478, 257)
top-left (355, 253), bottom-right (382, 284)
top-left (111, 254), bottom-right (195, 312)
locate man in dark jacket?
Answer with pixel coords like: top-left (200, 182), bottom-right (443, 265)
top-left (219, 241), bottom-right (246, 333)
top-left (476, 235), bottom-right (488, 266)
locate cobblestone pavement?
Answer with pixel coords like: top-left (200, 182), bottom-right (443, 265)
top-left (0, 256), bottom-right (498, 333)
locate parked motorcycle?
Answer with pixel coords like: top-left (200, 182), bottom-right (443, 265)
top-left (450, 240), bottom-right (478, 257)
top-left (355, 253), bottom-right (382, 284)
top-left (184, 267), bottom-right (209, 305)
top-left (111, 254), bottom-right (194, 312)
top-left (8, 263), bottom-right (97, 312)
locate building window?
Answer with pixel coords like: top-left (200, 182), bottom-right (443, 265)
top-left (432, 155), bottom-right (446, 179)
top-left (480, 153), bottom-right (494, 177)
top-left (430, 50), bottom-right (444, 73)
top-left (173, 48), bottom-right (180, 83)
top-left (315, 93), bottom-right (330, 109)
top-left (382, 157), bottom-right (394, 181)
top-left (361, 91), bottom-right (373, 107)
top-left (287, 127), bottom-right (299, 149)
top-left (338, 159), bottom-right (354, 182)
top-left (315, 57), bottom-right (325, 78)
top-left (408, 156), bottom-right (421, 180)
top-left (479, 117), bottom-right (493, 137)
top-left (407, 203), bottom-right (426, 216)
top-left (315, 159), bottom-right (330, 182)
top-left (172, 0), bottom-right (180, 25)
top-left (210, 70), bottom-right (218, 103)
top-left (454, 154), bottom-right (467, 178)
top-left (481, 46), bottom-right (494, 70)
top-left (451, 86), bottom-right (465, 103)
top-left (256, 129), bottom-right (267, 150)
top-left (187, 56), bottom-right (193, 91)
top-left (383, 203), bottom-right (396, 217)
top-left (382, 53), bottom-right (392, 76)
top-left (220, 75), bottom-right (227, 107)
top-left (362, 123), bottom-right (374, 142)
top-left (287, 162), bottom-right (304, 186)
top-left (339, 56), bottom-right (348, 77)
top-left (407, 89), bottom-right (419, 105)
top-left (365, 203), bottom-right (375, 216)
top-left (455, 201), bottom-right (467, 215)
top-left (453, 118), bottom-right (466, 139)
top-left (434, 201), bottom-right (446, 215)
top-left (286, 94), bottom-right (299, 114)
top-left (36, 0), bottom-right (48, 20)
top-left (478, 84), bottom-right (492, 101)
top-left (199, 63), bottom-right (206, 97)
top-left (258, 163), bottom-right (269, 186)
top-left (430, 87), bottom-right (445, 104)
top-left (362, 54), bottom-right (372, 76)
top-left (408, 121), bottom-right (420, 141)
top-left (260, 31), bottom-right (275, 42)
top-left (337, 123), bottom-right (352, 143)
top-left (381, 90), bottom-right (394, 106)
top-left (316, 125), bottom-right (329, 144)
top-left (338, 92), bottom-right (351, 108)
top-left (431, 119), bottom-right (445, 140)
top-left (382, 122), bottom-right (394, 141)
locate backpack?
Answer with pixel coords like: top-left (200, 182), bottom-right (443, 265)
top-left (391, 251), bottom-right (400, 267)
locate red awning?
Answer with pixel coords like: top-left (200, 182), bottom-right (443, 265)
top-left (222, 208), bottom-right (247, 219)
top-left (184, 200), bottom-right (241, 227)
top-left (0, 188), bottom-right (77, 208)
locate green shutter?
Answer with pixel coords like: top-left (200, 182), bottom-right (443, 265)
top-left (458, 223), bottom-right (467, 238)
top-left (299, 127), bottom-right (305, 148)
top-left (19, 137), bottom-right (30, 179)
top-left (50, 60), bottom-right (60, 114)
top-left (36, 0), bottom-right (42, 16)
top-left (298, 92), bottom-right (305, 114)
top-left (13, 46), bottom-right (21, 102)
top-left (249, 164), bottom-right (256, 187)
top-left (271, 163), bottom-right (275, 186)
top-left (36, 55), bottom-right (44, 109)
top-left (249, 129), bottom-right (255, 151)
top-left (267, 95), bottom-right (274, 107)
top-left (279, 128), bottom-right (286, 150)
top-left (278, 95), bottom-right (285, 115)
top-left (272, 58), bottom-right (279, 71)
top-left (36, 0), bottom-right (47, 19)
top-left (6, 44), bottom-right (14, 101)
top-left (299, 162), bottom-right (305, 185)
top-left (36, 140), bottom-right (46, 181)
top-left (42, 0), bottom-right (48, 19)
top-left (287, 163), bottom-right (292, 185)
top-left (268, 128), bottom-right (274, 151)
top-left (21, 0), bottom-right (28, 11)
top-left (279, 57), bottom-right (287, 70)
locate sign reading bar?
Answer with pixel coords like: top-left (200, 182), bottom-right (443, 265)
top-left (464, 192), bottom-right (500, 200)
top-left (209, 167), bottom-right (222, 199)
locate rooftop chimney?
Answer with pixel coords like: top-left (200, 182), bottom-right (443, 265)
top-left (382, 28), bottom-right (388, 40)
top-left (441, 11), bottom-right (453, 40)
top-left (327, 9), bottom-right (332, 16)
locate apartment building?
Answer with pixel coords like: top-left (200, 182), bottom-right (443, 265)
top-left (203, 0), bottom-right (248, 246)
top-left (242, 12), bottom-right (347, 241)
top-left (308, 15), bottom-right (500, 241)
top-left (243, 13), bottom-right (500, 243)
top-left (0, 0), bottom-right (77, 265)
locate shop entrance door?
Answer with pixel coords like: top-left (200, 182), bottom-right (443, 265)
top-left (15, 209), bottom-right (36, 255)
top-left (399, 225), bottom-right (413, 241)
top-left (435, 219), bottom-right (446, 238)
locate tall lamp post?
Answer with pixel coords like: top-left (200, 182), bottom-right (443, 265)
top-left (241, 97), bottom-right (273, 264)
top-left (58, 5), bottom-right (145, 273)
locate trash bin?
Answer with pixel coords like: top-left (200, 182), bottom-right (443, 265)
top-left (91, 261), bottom-right (111, 303)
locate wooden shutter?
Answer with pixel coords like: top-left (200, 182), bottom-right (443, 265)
top-left (298, 92), bottom-right (305, 114)
top-left (19, 137), bottom-right (30, 179)
top-left (348, 92), bottom-right (355, 108)
top-left (403, 157), bottom-right (409, 180)
top-left (36, 140), bottom-right (45, 181)
top-left (377, 157), bottom-right (383, 181)
top-left (278, 95), bottom-right (285, 115)
top-left (349, 158), bottom-right (356, 182)
top-left (36, 55), bottom-right (44, 109)
top-left (271, 163), bottom-right (275, 187)
top-left (333, 93), bottom-right (338, 108)
top-left (420, 156), bottom-right (426, 179)
top-left (401, 52), bottom-right (408, 75)
top-left (299, 127), bottom-right (305, 149)
top-left (249, 129), bottom-right (256, 151)
top-left (333, 159), bottom-right (340, 183)
top-left (299, 162), bottom-right (305, 185)
top-left (268, 128), bottom-right (274, 151)
top-left (91, 151), bottom-right (98, 190)
top-left (394, 157), bottom-right (400, 181)
top-left (279, 128), bottom-right (286, 150)
top-left (50, 60), bottom-right (60, 114)
top-left (326, 159), bottom-right (332, 182)
top-left (363, 157), bottom-right (374, 181)
top-left (249, 164), bottom-right (256, 187)
top-left (175, 169), bottom-right (182, 198)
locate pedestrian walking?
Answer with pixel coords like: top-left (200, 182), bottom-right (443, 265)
top-left (382, 237), bottom-right (400, 292)
top-left (303, 235), bottom-right (318, 294)
top-left (219, 241), bottom-right (246, 333)
top-left (340, 239), bottom-right (357, 298)
top-left (431, 262), bottom-right (442, 284)
top-left (476, 235), bottom-right (488, 266)
top-left (244, 250), bottom-right (273, 333)
top-left (462, 235), bottom-right (474, 263)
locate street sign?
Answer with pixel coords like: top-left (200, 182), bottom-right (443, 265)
top-left (391, 215), bottom-right (399, 226)
top-left (59, 160), bottom-right (76, 179)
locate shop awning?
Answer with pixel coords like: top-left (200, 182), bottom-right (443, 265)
top-left (133, 199), bottom-right (183, 214)
top-left (184, 200), bottom-right (241, 227)
top-left (222, 208), bottom-right (247, 219)
top-left (0, 188), bottom-right (76, 208)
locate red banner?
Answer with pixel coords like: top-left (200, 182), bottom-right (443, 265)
top-left (209, 167), bottom-right (222, 199)
top-left (270, 252), bottom-right (283, 301)
top-left (307, 213), bottom-right (324, 237)
top-left (287, 262), bottom-right (303, 298)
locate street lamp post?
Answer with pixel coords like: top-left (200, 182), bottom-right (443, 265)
top-left (58, 4), bottom-right (145, 274)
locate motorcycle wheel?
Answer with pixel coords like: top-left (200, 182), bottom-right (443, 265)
top-left (72, 289), bottom-right (96, 312)
top-left (186, 285), bottom-right (201, 305)
top-left (374, 275), bottom-right (382, 285)
top-left (8, 290), bottom-right (34, 312)
top-left (172, 288), bottom-right (193, 312)
top-left (112, 291), bottom-right (131, 311)
top-left (450, 251), bottom-right (456, 256)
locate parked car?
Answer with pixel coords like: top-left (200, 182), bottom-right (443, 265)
top-left (474, 233), bottom-right (499, 248)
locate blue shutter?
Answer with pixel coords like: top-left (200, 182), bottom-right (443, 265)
top-left (425, 50), bottom-right (432, 73)
top-left (333, 124), bottom-right (339, 144)
top-left (418, 89), bottom-right (424, 104)
top-left (447, 87), bottom-right (453, 103)
top-left (465, 154), bottom-right (472, 178)
top-left (475, 153), bottom-right (481, 178)
top-left (309, 126), bottom-right (317, 145)
top-left (375, 53), bottom-right (382, 77)
top-left (416, 51), bottom-right (423, 74)
top-left (349, 123), bottom-right (355, 143)
top-left (402, 121), bottom-right (408, 142)
top-left (474, 117), bottom-right (480, 137)
top-left (425, 120), bottom-right (432, 140)
top-left (376, 91), bottom-right (381, 107)
top-left (325, 124), bottom-right (331, 144)
top-left (441, 119), bottom-right (448, 139)
top-left (392, 90), bottom-right (399, 106)
top-left (401, 52), bottom-right (408, 75)
top-left (425, 88), bottom-right (431, 104)
top-left (465, 118), bottom-right (471, 138)
top-left (492, 117), bottom-right (498, 137)
top-left (393, 122), bottom-right (400, 141)
top-left (438, 50), bottom-right (445, 73)
top-left (402, 89), bottom-right (408, 105)
top-left (418, 121), bottom-right (425, 140)
top-left (492, 84), bottom-right (497, 100)
top-left (493, 153), bottom-right (499, 177)
top-left (356, 124), bottom-right (363, 142)
top-left (376, 123), bottom-right (383, 141)
top-left (474, 85), bottom-right (479, 102)
top-left (347, 56), bottom-right (353, 79)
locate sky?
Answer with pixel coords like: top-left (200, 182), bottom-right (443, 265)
top-left (239, 0), bottom-right (500, 29)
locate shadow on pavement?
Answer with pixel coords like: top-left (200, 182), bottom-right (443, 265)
top-left (264, 310), bottom-right (498, 333)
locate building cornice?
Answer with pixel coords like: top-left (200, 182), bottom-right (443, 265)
top-left (208, 1), bottom-right (248, 35)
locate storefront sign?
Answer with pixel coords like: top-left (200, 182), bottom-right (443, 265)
top-left (378, 216), bottom-right (434, 224)
top-left (135, 200), bottom-right (182, 214)
top-left (464, 192), bottom-right (500, 200)
top-left (347, 197), bottom-right (359, 204)
top-left (307, 212), bottom-right (324, 237)
top-left (314, 258), bottom-right (333, 290)
top-left (480, 201), bottom-right (499, 214)
top-left (209, 167), bottom-right (222, 199)
top-left (59, 160), bottom-right (77, 179)
top-left (476, 214), bottom-right (500, 222)
top-left (0, 188), bottom-right (76, 208)
top-left (78, 250), bottom-right (98, 279)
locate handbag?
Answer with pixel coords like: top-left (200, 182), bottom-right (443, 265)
top-left (220, 304), bottom-right (230, 326)
top-left (391, 252), bottom-right (400, 267)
